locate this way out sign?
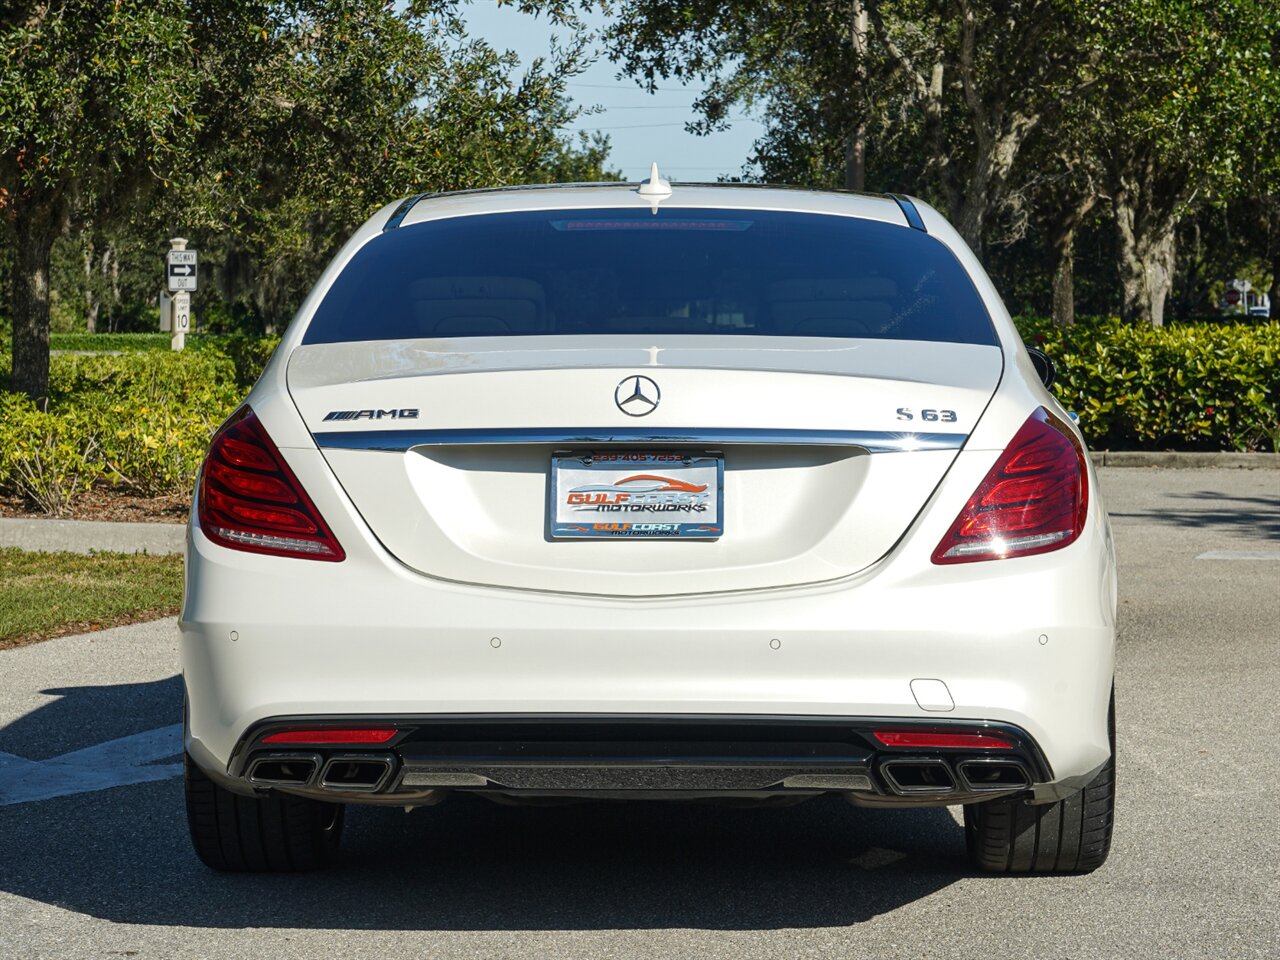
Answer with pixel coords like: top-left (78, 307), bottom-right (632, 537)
top-left (167, 249), bottom-right (198, 292)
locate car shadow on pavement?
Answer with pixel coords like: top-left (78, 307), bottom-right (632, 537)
top-left (1109, 490), bottom-right (1280, 538)
top-left (0, 676), bottom-right (969, 931)
top-left (0, 676), bottom-right (183, 761)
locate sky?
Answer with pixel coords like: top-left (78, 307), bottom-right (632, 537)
top-left (460, 4), bottom-right (765, 183)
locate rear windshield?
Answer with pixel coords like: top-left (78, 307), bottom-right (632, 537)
top-left (303, 207), bottom-right (996, 346)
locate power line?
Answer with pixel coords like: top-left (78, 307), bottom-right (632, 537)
top-left (584, 104), bottom-right (697, 110)
top-left (585, 121), bottom-right (694, 130)
top-left (577, 118), bottom-right (754, 130)
top-left (568, 81), bottom-right (692, 92)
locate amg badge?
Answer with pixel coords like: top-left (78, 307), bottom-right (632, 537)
top-left (323, 408), bottom-right (419, 422)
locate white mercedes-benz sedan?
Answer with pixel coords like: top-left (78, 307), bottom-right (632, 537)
top-left (181, 174), bottom-right (1117, 875)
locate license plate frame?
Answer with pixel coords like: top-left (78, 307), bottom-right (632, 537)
top-left (549, 451), bottom-right (724, 539)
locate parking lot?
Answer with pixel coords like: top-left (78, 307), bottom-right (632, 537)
top-left (1, 466), bottom-right (1276, 959)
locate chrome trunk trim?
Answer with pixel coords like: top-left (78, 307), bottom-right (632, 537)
top-left (311, 427), bottom-right (967, 454)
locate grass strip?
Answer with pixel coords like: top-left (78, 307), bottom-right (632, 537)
top-left (0, 547), bottom-right (183, 649)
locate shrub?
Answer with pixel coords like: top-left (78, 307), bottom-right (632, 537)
top-left (90, 397), bottom-right (228, 497)
top-left (1016, 317), bottom-right (1280, 452)
top-left (50, 333), bottom-right (173, 352)
top-left (0, 393), bottom-right (104, 515)
top-left (2, 332), bottom-right (277, 362)
top-left (47, 349), bottom-right (240, 409)
top-left (1, 337), bottom-right (279, 508)
top-left (46, 351), bottom-right (242, 497)
top-left (206, 334), bottom-right (281, 389)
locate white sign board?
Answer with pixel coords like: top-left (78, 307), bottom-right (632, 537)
top-left (173, 291), bottom-right (191, 333)
top-left (167, 249), bottom-right (198, 292)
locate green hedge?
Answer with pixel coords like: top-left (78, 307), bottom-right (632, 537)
top-left (1015, 316), bottom-right (1279, 453)
top-left (0, 337), bottom-right (278, 513)
top-left (1, 332), bottom-right (280, 378)
top-left (0, 321), bottom-right (1276, 515)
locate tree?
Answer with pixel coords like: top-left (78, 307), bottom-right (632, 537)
top-left (0, 1), bottom-right (197, 402)
top-left (1004, 93), bottom-right (1108, 327)
top-left (169, 7), bottom-right (612, 327)
top-left (1025, 157), bottom-right (1104, 328)
top-left (1, 1), bottom-right (608, 400)
top-left (1082, 0), bottom-right (1280, 325)
top-left (605, 0), bottom-right (1102, 252)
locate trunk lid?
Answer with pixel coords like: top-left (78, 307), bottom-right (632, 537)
top-left (286, 335), bottom-right (1001, 597)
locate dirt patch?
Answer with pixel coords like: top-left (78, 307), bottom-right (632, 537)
top-left (0, 607), bottom-right (179, 651)
top-left (0, 489), bottom-right (189, 524)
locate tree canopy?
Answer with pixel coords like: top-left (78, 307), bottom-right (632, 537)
top-left (604, 0), bottom-right (1280, 326)
top-left (3, 0), bottom-right (1278, 397)
top-left (1, 0), bottom-right (614, 401)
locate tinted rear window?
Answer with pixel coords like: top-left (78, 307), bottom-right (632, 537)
top-left (303, 207), bottom-right (996, 346)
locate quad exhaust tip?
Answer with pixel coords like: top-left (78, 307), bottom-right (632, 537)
top-left (319, 753), bottom-right (395, 793)
top-left (880, 758), bottom-right (957, 795)
top-left (245, 751), bottom-right (397, 793)
top-left (956, 758), bottom-right (1031, 792)
top-left (879, 757), bottom-right (1033, 796)
top-left (246, 752), bottom-right (322, 787)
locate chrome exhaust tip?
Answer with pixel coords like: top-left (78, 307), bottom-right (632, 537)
top-left (880, 758), bottom-right (957, 795)
top-left (319, 753), bottom-right (396, 793)
top-left (246, 752), bottom-right (322, 787)
top-left (956, 758), bottom-right (1031, 792)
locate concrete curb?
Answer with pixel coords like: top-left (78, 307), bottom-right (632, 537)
top-left (0, 518), bottom-right (185, 555)
top-left (1089, 451), bottom-right (1280, 469)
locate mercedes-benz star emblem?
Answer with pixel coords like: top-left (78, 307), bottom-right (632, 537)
top-left (615, 375), bottom-right (661, 417)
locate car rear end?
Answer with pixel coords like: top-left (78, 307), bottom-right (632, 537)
top-left (180, 184), bottom-right (1115, 872)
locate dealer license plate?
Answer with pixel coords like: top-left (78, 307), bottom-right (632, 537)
top-left (549, 451), bottom-right (723, 539)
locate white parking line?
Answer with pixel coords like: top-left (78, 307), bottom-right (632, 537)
top-left (1195, 551), bottom-right (1280, 561)
top-left (0, 724), bottom-right (182, 806)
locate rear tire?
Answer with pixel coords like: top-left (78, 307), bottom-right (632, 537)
top-left (964, 692), bottom-right (1115, 874)
top-left (184, 752), bottom-right (344, 872)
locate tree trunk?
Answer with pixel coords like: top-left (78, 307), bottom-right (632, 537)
top-left (1050, 230), bottom-right (1076, 328)
top-left (947, 150), bottom-right (992, 253)
top-left (1270, 247), bottom-right (1279, 320)
top-left (843, 0), bottom-right (868, 192)
top-left (1115, 206), bottom-right (1176, 326)
top-left (9, 194), bottom-right (65, 405)
top-left (844, 123), bottom-right (866, 193)
top-left (1173, 220), bottom-right (1202, 322)
top-left (950, 132), bottom-right (1024, 254)
top-left (1037, 192), bottom-right (1096, 329)
top-left (83, 236), bottom-right (99, 334)
top-left (1107, 145), bottom-right (1185, 327)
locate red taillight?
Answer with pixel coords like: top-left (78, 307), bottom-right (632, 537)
top-left (261, 728), bottom-right (397, 744)
top-left (932, 407), bottom-right (1088, 564)
top-left (198, 407), bottom-right (345, 561)
top-left (873, 730), bottom-right (1014, 750)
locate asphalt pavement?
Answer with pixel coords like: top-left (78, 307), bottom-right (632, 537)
top-left (0, 466), bottom-right (1277, 959)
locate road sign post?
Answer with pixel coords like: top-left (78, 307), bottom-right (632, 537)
top-left (1226, 278), bottom-right (1251, 312)
top-left (164, 238), bottom-right (197, 350)
top-left (172, 291), bottom-right (191, 349)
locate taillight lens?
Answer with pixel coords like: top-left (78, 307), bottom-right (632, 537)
top-left (197, 407), bottom-right (345, 561)
top-left (932, 407), bottom-right (1088, 564)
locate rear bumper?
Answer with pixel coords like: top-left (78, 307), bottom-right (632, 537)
top-left (195, 713), bottom-right (1062, 807)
